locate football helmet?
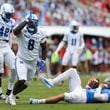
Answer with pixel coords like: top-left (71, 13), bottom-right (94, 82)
top-left (86, 78), bottom-right (99, 89)
top-left (27, 13), bottom-right (38, 33)
top-left (0, 3), bottom-right (15, 22)
top-left (69, 20), bottom-right (79, 33)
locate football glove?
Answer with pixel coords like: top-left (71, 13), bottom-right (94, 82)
top-left (37, 60), bottom-right (46, 72)
top-left (25, 12), bottom-right (33, 23)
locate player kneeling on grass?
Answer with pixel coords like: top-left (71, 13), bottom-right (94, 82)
top-left (5, 13), bottom-right (47, 105)
top-left (29, 68), bottom-right (110, 104)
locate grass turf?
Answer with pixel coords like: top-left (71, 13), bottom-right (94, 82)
top-left (0, 74), bottom-right (110, 110)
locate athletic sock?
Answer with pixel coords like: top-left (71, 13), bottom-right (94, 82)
top-left (37, 99), bottom-right (46, 104)
top-left (7, 82), bottom-right (14, 90)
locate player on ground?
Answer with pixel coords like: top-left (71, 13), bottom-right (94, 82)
top-left (6, 13), bottom-right (47, 105)
top-left (29, 68), bottom-right (110, 104)
top-left (0, 3), bottom-right (16, 99)
top-left (53, 20), bottom-right (85, 84)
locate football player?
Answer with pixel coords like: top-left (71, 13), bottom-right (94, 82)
top-left (0, 3), bottom-right (16, 99)
top-left (29, 68), bottom-right (110, 104)
top-left (53, 20), bottom-right (85, 84)
top-left (6, 13), bottom-right (47, 105)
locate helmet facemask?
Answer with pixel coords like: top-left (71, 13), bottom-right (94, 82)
top-left (71, 26), bottom-right (79, 33)
top-left (2, 12), bottom-right (14, 22)
top-left (27, 19), bottom-right (38, 31)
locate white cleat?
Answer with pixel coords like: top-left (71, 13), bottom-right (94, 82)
top-left (0, 94), bottom-right (6, 100)
top-left (29, 98), bottom-right (39, 104)
top-left (40, 77), bottom-right (53, 88)
top-left (5, 95), bottom-right (16, 105)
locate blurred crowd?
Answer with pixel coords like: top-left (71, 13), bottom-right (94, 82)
top-left (0, 0), bottom-right (110, 26)
top-left (80, 0), bottom-right (110, 13)
top-left (1, 0), bottom-right (110, 75)
top-left (48, 35), bottom-right (110, 75)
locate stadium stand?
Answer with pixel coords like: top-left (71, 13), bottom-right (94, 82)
top-left (0, 0), bottom-right (110, 27)
top-left (1, 0), bottom-right (110, 74)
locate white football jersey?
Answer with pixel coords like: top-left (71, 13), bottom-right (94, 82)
top-left (0, 15), bottom-right (15, 42)
top-left (63, 31), bottom-right (84, 53)
top-left (17, 27), bottom-right (46, 61)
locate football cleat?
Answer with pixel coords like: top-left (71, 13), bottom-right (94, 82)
top-left (29, 98), bottom-right (39, 104)
top-left (6, 89), bottom-right (20, 99)
top-left (5, 95), bottom-right (16, 105)
top-left (40, 77), bottom-right (53, 88)
top-left (0, 93), bottom-right (6, 100)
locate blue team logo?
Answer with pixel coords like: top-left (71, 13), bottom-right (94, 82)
top-left (20, 60), bottom-right (24, 64)
top-left (24, 34), bottom-right (30, 38)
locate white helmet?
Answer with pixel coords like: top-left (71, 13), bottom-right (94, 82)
top-left (69, 20), bottom-right (79, 33)
top-left (27, 13), bottom-right (38, 32)
top-left (29, 13), bottom-right (38, 20)
top-left (0, 3), bottom-right (15, 22)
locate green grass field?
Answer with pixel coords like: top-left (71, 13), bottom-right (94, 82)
top-left (0, 74), bottom-right (110, 110)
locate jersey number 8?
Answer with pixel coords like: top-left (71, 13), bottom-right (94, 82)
top-left (28, 39), bottom-right (35, 50)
